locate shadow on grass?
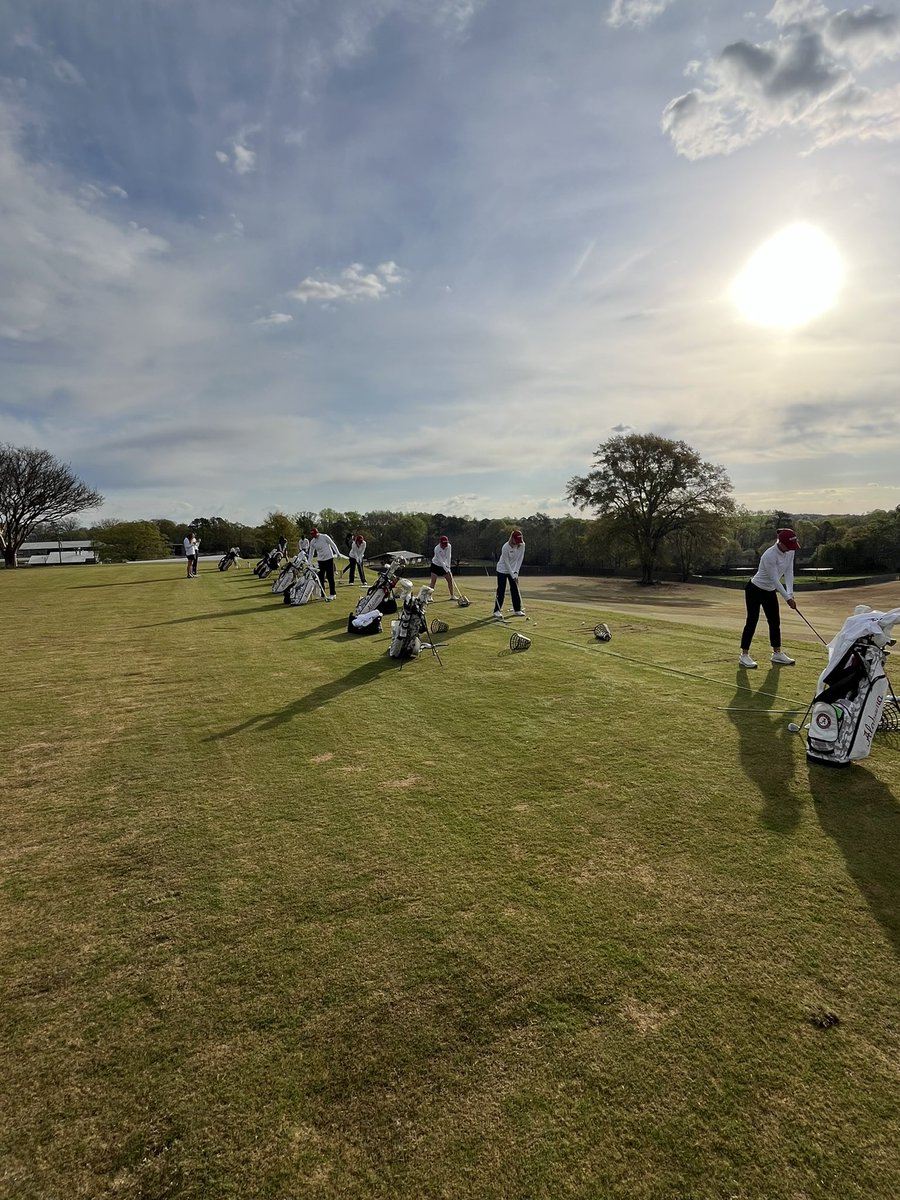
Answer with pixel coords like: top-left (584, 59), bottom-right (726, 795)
top-left (144, 605), bottom-right (287, 625)
top-left (70, 578), bottom-right (183, 588)
top-left (207, 656), bottom-right (400, 737)
top-left (727, 665), bottom-right (801, 833)
top-left (810, 764), bottom-right (900, 957)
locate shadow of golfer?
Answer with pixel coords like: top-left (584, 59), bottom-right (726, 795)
top-left (206, 655), bottom-right (399, 739)
top-left (727, 666), bottom-right (802, 833)
top-left (809, 764), bottom-right (900, 958)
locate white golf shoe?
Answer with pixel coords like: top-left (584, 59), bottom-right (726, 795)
top-left (738, 653), bottom-right (758, 668)
top-left (771, 650), bottom-right (795, 665)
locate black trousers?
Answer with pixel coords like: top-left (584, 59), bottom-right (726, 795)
top-left (318, 558), bottom-right (336, 596)
top-left (348, 559), bottom-right (366, 584)
top-left (494, 571), bottom-right (521, 613)
top-left (741, 581), bottom-right (781, 650)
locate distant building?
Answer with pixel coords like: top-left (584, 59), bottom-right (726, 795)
top-left (19, 540), bottom-right (97, 566)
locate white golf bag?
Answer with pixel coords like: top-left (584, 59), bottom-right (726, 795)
top-left (805, 606), bottom-right (900, 768)
top-left (284, 559), bottom-right (324, 606)
top-left (272, 552), bottom-right (307, 595)
top-left (353, 561), bottom-right (405, 618)
top-left (389, 586), bottom-right (434, 659)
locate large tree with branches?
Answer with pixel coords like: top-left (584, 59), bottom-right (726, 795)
top-left (566, 432), bottom-right (734, 585)
top-left (0, 444), bottom-right (103, 568)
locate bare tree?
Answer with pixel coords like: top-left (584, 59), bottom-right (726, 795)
top-left (567, 432), bottom-right (734, 585)
top-left (0, 444), bottom-right (103, 568)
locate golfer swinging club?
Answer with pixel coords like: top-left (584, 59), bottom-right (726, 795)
top-left (739, 527), bottom-right (800, 668)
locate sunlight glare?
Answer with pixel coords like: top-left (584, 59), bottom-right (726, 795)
top-left (731, 223), bottom-right (844, 330)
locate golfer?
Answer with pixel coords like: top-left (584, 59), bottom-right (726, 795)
top-left (739, 528), bottom-right (800, 668)
top-left (308, 526), bottom-right (340, 601)
top-left (429, 535), bottom-right (457, 599)
top-left (347, 534), bottom-right (367, 585)
top-left (493, 529), bottom-right (526, 618)
top-left (183, 532), bottom-right (199, 578)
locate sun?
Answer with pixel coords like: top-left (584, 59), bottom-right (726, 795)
top-left (731, 223), bottom-right (844, 330)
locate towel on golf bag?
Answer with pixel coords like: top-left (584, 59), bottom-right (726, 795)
top-left (348, 609), bottom-right (382, 635)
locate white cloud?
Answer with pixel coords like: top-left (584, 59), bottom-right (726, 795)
top-left (252, 312), bottom-right (293, 327)
top-left (663, 2), bottom-right (900, 158)
top-left (607, 0), bottom-right (674, 29)
top-left (0, 106), bottom-right (168, 343)
top-left (288, 261), bottom-right (405, 305)
top-left (216, 128), bottom-right (260, 175)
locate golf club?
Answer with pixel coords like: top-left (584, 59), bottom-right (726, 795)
top-left (794, 605), bottom-right (829, 646)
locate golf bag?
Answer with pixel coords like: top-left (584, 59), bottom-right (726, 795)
top-left (284, 560), bottom-right (324, 606)
top-left (353, 561), bottom-right (405, 619)
top-left (272, 552), bottom-right (307, 595)
top-left (347, 609), bottom-right (382, 636)
top-left (389, 586), bottom-right (434, 660)
top-left (805, 606), bottom-right (900, 768)
top-left (218, 547), bottom-right (240, 571)
top-left (254, 547), bottom-right (282, 579)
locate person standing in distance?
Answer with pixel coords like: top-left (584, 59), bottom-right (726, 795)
top-left (429, 535), bottom-right (457, 600)
top-left (493, 529), bottom-right (526, 618)
top-left (739, 528), bottom-right (800, 668)
top-left (348, 533), bottom-right (367, 585)
top-left (183, 532), bottom-right (199, 578)
top-left (308, 526), bottom-right (340, 601)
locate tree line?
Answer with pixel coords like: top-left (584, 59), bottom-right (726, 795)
top-left (3, 436), bottom-right (898, 576)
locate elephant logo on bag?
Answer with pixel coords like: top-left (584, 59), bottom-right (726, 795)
top-left (815, 712), bottom-right (833, 731)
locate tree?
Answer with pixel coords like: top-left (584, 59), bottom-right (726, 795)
top-left (91, 520), bottom-right (171, 563)
top-left (0, 444), bottom-right (103, 568)
top-left (257, 510), bottom-right (298, 553)
top-left (566, 432), bottom-right (734, 585)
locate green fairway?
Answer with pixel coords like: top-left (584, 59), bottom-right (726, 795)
top-left (2, 563), bottom-right (899, 1199)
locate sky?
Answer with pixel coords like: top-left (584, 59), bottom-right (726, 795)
top-left (1, 0), bottom-right (899, 526)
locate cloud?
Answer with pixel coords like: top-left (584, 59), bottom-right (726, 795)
top-left (288, 262), bottom-right (405, 305)
top-left (607, 0), bottom-right (674, 28)
top-left (217, 128), bottom-right (260, 175)
top-left (252, 312), bottom-right (293, 327)
top-left (663, 2), bottom-right (900, 158)
top-left (0, 106), bottom-right (168, 343)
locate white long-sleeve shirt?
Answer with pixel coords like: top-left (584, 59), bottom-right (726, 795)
top-left (497, 540), bottom-right (525, 579)
top-left (751, 543), bottom-right (795, 600)
top-left (350, 538), bottom-right (366, 562)
top-left (431, 542), bottom-right (452, 571)
top-left (309, 533), bottom-right (340, 562)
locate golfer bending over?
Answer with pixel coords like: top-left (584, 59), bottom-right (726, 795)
top-left (347, 534), bottom-right (367, 585)
top-left (429, 536), bottom-right (457, 599)
top-left (493, 529), bottom-right (526, 618)
top-left (739, 528), bottom-right (800, 668)
top-left (308, 526), bottom-right (341, 601)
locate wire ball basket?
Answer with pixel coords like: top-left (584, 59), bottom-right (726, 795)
top-left (430, 618), bottom-right (449, 635)
top-left (880, 695), bottom-right (900, 733)
top-left (593, 623), bottom-right (612, 642)
top-left (509, 632), bottom-right (532, 652)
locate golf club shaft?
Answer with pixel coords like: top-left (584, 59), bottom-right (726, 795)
top-left (794, 606), bottom-right (828, 645)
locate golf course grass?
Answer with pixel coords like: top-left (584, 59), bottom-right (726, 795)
top-left (2, 563), bottom-right (899, 1199)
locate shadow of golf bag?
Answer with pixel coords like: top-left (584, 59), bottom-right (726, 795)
top-left (254, 547), bottom-right (282, 579)
top-left (353, 562), bottom-right (404, 619)
top-left (218, 547), bottom-right (240, 571)
top-left (806, 637), bottom-right (893, 768)
top-left (389, 588), bottom-right (433, 659)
